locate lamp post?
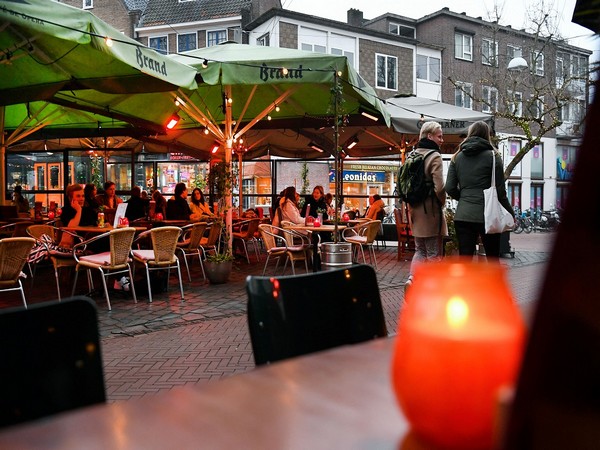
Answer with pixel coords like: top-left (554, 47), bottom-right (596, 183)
top-left (505, 57), bottom-right (529, 171)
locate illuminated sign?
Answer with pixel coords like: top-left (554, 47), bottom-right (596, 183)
top-left (330, 170), bottom-right (386, 183)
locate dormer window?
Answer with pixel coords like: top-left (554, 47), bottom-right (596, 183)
top-left (389, 23), bottom-right (415, 39)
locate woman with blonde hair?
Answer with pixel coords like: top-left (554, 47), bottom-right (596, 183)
top-left (272, 186), bottom-right (304, 227)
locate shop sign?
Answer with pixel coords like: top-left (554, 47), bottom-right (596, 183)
top-left (330, 170), bottom-right (386, 183)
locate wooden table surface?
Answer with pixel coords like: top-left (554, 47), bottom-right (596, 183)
top-left (0, 338), bottom-right (416, 449)
top-left (284, 224), bottom-right (347, 232)
top-left (60, 224), bottom-right (148, 233)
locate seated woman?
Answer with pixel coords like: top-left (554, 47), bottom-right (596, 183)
top-left (300, 185), bottom-right (329, 220)
top-left (152, 190), bottom-right (167, 219)
top-left (365, 194), bottom-right (386, 220)
top-left (59, 184), bottom-right (97, 248)
top-left (189, 188), bottom-right (214, 221)
top-left (272, 186), bottom-right (304, 228)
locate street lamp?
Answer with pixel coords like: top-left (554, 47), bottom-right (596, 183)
top-left (507, 57), bottom-right (528, 71)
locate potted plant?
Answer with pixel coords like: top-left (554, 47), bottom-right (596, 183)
top-left (204, 161), bottom-right (235, 284)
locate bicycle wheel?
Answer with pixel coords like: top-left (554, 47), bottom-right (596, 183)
top-left (513, 219), bottom-right (523, 234)
top-left (523, 219), bottom-right (533, 233)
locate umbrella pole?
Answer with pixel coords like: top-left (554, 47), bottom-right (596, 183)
top-left (0, 106), bottom-right (5, 205)
top-left (333, 72), bottom-right (340, 242)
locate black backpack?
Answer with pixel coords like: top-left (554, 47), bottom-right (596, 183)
top-left (397, 150), bottom-right (437, 206)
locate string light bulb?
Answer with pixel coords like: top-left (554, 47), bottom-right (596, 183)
top-left (201, 59), bottom-right (208, 69)
top-left (104, 37), bottom-right (113, 47)
top-left (282, 67), bottom-right (289, 75)
top-left (275, 104), bottom-right (280, 112)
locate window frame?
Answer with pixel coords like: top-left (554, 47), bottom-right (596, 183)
top-left (177, 32), bottom-right (197, 53)
top-left (482, 85), bottom-right (498, 113)
top-left (207, 29), bottom-right (227, 47)
top-left (454, 32), bottom-right (473, 61)
top-left (507, 44), bottom-right (522, 61)
top-left (256, 33), bottom-right (270, 46)
top-left (508, 90), bottom-right (523, 117)
top-left (82, 0), bottom-right (93, 9)
top-left (388, 23), bottom-right (416, 39)
top-left (375, 53), bottom-right (398, 91)
top-left (531, 50), bottom-right (545, 76)
top-left (482, 38), bottom-right (498, 66)
top-left (454, 82), bottom-right (473, 109)
top-left (149, 35), bottom-right (168, 55)
top-left (416, 54), bottom-right (440, 83)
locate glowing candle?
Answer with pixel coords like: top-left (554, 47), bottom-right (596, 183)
top-left (392, 259), bottom-right (526, 449)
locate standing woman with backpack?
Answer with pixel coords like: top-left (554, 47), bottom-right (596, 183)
top-left (444, 121), bottom-right (514, 258)
top-left (404, 121), bottom-right (447, 289)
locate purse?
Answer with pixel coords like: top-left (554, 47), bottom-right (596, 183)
top-left (483, 151), bottom-right (515, 234)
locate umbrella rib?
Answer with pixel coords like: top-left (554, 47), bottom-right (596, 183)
top-left (232, 85), bottom-right (257, 137)
top-left (173, 90), bottom-right (224, 140)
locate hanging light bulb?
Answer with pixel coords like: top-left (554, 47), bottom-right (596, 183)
top-left (282, 67), bottom-right (289, 75)
top-left (203, 128), bottom-right (209, 135)
top-left (201, 59), bottom-right (208, 69)
top-left (104, 37), bottom-right (113, 47)
top-left (275, 104), bottom-right (280, 112)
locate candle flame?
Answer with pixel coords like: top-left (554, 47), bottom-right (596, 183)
top-left (446, 296), bottom-right (469, 329)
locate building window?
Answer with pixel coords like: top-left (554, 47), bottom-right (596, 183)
top-left (530, 184), bottom-right (543, 210)
top-left (528, 96), bottom-right (544, 119)
top-left (530, 144), bottom-right (544, 180)
top-left (416, 55), bottom-right (440, 83)
top-left (482, 86), bottom-right (498, 113)
top-left (257, 33), bottom-right (270, 46)
top-left (507, 183), bottom-right (522, 209)
top-left (376, 54), bottom-right (397, 90)
top-left (557, 145), bottom-right (577, 181)
top-left (207, 30), bottom-right (227, 47)
top-left (301, 42), bottom-right (326, 53)
top-left (389, 23), bottom-right (415, 39)
top-left (331, 47), bottom-right (355, 66)
top-left (507, 44), bottom-right (522, 61)
top-left (454, 82), bottom-right (472, 109)
top-left (531, 50), bottom-right (544, 76)
top-left (506, 140), bottom-right (522, 178)
top-left (508, 90), bottom-right (523, 117)
top-left (177, 33), bottom-right (197, 52)
top-left (149, 36), bottom-right (168, 55)
top-left (555, 184), bottom-right (569, 210)
top-left (482, 38), bottom-right (498, 66)
top-left (83, 0), bottom-right (93, 9)
top-left (454, 32), bottom-right (473, 61)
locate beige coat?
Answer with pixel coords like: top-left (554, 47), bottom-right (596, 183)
top-left (407, 148), bottom-right (448, 238)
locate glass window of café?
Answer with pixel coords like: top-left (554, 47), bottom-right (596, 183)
top-left (156, 161), bottom-right (208, 195)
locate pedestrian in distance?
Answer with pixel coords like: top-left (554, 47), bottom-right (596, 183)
top-left (405, 121), bottom-right (447, 290)
top-left (444, 120), bottom-right (514, 259)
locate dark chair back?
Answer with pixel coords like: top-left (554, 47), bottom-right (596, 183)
top-left (246, 264), bottom-right (387, 365)
top-left (0, 297), bottom-right (105, 427)
top-left (0, 205), bottom-right (18, 221)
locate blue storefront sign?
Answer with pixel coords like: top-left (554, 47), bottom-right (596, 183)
top-left (329, 170), bottom-right (386, 183)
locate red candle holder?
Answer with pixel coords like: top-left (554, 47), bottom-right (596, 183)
top-left (392, 259), bottom-right (526, 449)
top-left (155, 213), bottom-right (163, 221)
top-left (47, 211), bottom-right (55, 220)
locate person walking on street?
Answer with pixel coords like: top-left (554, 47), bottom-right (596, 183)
top-left (444, 120), bottom-right (514, 259)
top-left (406, 121), bottom-right (447, 289)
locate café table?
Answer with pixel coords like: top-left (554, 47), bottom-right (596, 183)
top-left (60, 224), bottom-right (148, 234)
top-left (284, 223), bottom-right (346, 271)
top-left (0, 337), bottom-right (417, 449)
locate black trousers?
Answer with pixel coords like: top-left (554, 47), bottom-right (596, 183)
top-left (454, 220), bottom-right (500, 259)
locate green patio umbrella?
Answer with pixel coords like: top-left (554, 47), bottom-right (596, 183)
top-left (0, 0), bottom-right (199, 200)
top-left (168, 43), bottom-right (390, 245)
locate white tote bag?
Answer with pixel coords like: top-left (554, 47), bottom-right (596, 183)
top-left (484, 151), bottom-right (515, 234)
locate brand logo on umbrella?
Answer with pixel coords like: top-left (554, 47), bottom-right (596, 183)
top-left (260, 63), bottom-right (304, 82)
top-left (136, 47), bottom-right (168, 76)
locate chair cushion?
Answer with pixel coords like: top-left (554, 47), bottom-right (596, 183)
top-left (346, 236), bottom-right (367, 244)
top-left (79, 252), bottom-right (111, 266)
top-left (132, 249), bottom-right (155, 262)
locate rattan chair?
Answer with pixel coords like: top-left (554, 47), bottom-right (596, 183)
top-left (0, 237), bottom-right (36, 308)
top-left (133, 226), bottom-right (184, 303)
top-left (199, 220), bottom-right (222, 259)
top-left (232, 218), bottom-right (261, 263)
top-left (26, 224), bottom-right (83, 300)
top-left (176, 222), bottom-right (208, 282)
top-left (258, 224), bottom-right (309, 275)
top-left (71, 227), bottom-right (137, 311)
top-left (342, 220), bottom-right (381, 269)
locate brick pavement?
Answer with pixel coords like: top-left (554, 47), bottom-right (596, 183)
top-left (3, 232), bottom-right (555, 402)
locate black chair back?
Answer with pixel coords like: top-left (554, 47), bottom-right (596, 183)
top-left (0, 296), bottom-right (105, 427)
top-left (246, 264), bottom-right (387, 365)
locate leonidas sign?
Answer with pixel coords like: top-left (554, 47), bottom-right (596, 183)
top-left (330, 171), bottom-right (386, 183)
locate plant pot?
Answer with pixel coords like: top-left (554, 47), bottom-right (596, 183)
top-left (204, 260), bottom-right (233, 284)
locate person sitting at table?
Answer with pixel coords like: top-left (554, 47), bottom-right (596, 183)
top-left (95, 181), bottom-right (123, 209)
top-left (12, 185), bottom-right (30, 215)
top-left (189, 188), bottom-right (214, 221)
top-left (166, 182), bottom-right (191, 221)
top-left (300, 185), bottom-right (329, 220)
top-left (83, 183), bottom-right (101, 212)
top-left (365, 194), bottom-right (386, 220)
top-left (152, 189), bottom-right (167, 219)
top-left (59, 184), bottom-right (97, 248)
top-left (272, 186), bottom-right (304, 228)
top-left (125, 186), bottom-right (149, 222)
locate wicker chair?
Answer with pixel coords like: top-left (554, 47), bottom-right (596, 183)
top-left (199, 221), bottom-right (222, 259)
top-left (71, 227), bottom-right (137, 311)
top-left (232, 218), bottom-right (261, 263)
top-left (0, 237), bottom-right (36, 308)
top-left (176, 222), bottom-right (208, 282)
top-left (342, 220), bottom-right (381, 269)
top-left (26, 224), bottom-right (83, 300)
top-left (258, 224), bottom-right (309, 275)
top-left (132, 226), bottom-right (184, 303)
